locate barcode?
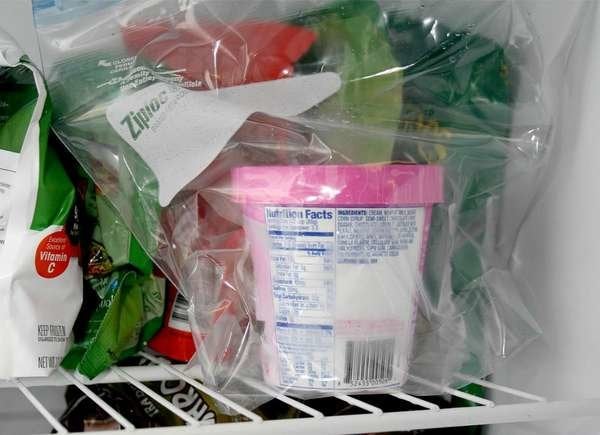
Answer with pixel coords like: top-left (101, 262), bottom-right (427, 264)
top-left (168, 292), bottom-right (191, 332)
top-left (343, 338), bottom-right (395, 386)
top-left (172, 293), bottom-right (189, 322)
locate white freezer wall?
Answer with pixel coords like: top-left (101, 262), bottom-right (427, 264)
top-left (490, 2), bottom-right (600, 435)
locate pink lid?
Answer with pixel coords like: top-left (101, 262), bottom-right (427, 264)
top-left (232, 165), bottom-right (444, 206)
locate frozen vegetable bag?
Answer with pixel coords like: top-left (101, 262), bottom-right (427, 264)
top-left (32, 0), bottom-right (594, 402)
top-left (0, 30), bottom-right (82, 378)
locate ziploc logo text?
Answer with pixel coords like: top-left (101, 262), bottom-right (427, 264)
top-left (120, 90), bottom-right (168, 140)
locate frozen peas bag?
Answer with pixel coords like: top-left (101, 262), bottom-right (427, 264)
top-left (0, 29), bottom-right (82, 378)
top-left (33, 0), bottom-right (593, 403)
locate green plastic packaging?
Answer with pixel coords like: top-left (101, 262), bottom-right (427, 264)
top-left (294, 0), bottom-right (403, 163)
top-left (62, 176), bottom-right (163, 379)
top-left (62, 270), bottom-right (164, 378)
top-left (388, 16), bottom-right (512, 375)
top-left (96, 193), bottom-right (153, 275)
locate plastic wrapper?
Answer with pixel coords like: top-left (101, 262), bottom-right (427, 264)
top-left (62, 172), bottom-right (164, 379)
top-left (33, 0), bottom-right (593, 405)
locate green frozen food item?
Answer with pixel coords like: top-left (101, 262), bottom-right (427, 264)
top-left (140, 275), bottom-right (166, 344)
top-left (388, 15), bottom-right (510, 203)
top-left (388, 16), bottom-right (512, 374)
top-left (62, 270), bottom-right (165, 378)
top-left (61, 166), bottom-right (164, 378)
top-left (75, 170), bottom-right (153, 276)
top-left (115, 142), bottom-right (161, 260)
top-left (294, 0), bottom-right (403, 163)
top-left (96, 192), bottom-right (152, 275)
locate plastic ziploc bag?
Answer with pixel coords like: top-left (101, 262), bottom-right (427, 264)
top-left (0, 29), bottom-right (82, 378)
top-left (33, 0), bottom-right (594, 403)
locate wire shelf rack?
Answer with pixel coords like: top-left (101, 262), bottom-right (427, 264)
top-left (2, 352), bottom-right (599, 435)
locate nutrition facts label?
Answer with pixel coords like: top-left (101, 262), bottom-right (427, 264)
top-left (265, 206), bottom-right (423, 390)
top-left (266, 207), bottom-right (336, 389)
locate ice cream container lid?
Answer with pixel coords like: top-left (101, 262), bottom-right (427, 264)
top-left (232, 164), bottom-right (444, 206)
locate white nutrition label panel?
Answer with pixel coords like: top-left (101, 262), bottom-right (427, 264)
top-left (265, 206), bottom-right (424, 391)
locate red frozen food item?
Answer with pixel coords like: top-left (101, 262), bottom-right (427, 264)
top-left (148, 284), bottom-right (197, 363)
top-left (197, 195), bottom-right (244, 250)
top-left (122, 21), bottom-right (316, 88)
top-left (148, 282), bottom-right (236, 363)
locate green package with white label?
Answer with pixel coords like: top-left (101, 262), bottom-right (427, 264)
top-left (0, 30), bottom-right (82, 378)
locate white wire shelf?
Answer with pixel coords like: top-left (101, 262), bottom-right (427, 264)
top-left (2, 355), bottom-right (600, 435)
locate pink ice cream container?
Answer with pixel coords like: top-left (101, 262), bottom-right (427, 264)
top-left (232, 164), bottom-right (444, 392)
